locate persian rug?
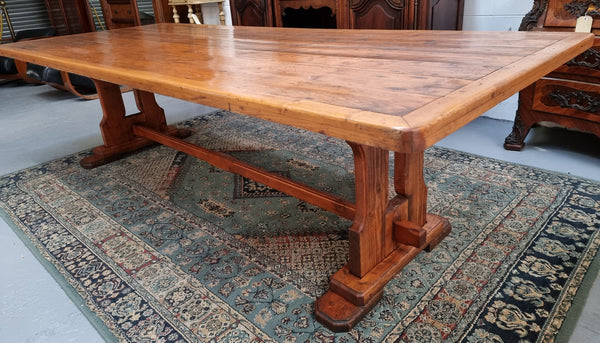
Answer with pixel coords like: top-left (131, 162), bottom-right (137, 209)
top-left (1, 110), bottom-right (599, 343)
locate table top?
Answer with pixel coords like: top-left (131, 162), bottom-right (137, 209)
top-left (0, 24), bottom-right (592, 152)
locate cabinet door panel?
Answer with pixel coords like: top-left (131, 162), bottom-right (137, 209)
top-left (350, 0), bottom-right (407, 29)
top-left (551, 46), bottom-right (600, 82)
top-left (423, 0), bottom-right (463, 30)
top-left (231, 0), bottom-right (274, 26)
top-left (229, 0), bottom-right (462, 29)
top-left (533, 78), bottom-right (600, 121)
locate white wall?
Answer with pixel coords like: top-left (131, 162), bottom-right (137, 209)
top-left (462, 0), bottom-right (534, 120)
top-left (196, 3), bottom-right (233, 26)
top-left (462, 0), bottom-right (534, 31)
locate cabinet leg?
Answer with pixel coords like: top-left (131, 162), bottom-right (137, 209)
top-left (504, 110), bottom-right (531, 151)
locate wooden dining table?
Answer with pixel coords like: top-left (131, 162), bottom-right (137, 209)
top-left (0, 24), bottom-right (592, 331)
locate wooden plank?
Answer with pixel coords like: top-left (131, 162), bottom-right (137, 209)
top-left (133, 124), bottom-right (357, 219)
top-left (0, 24), bottom-right (592, 154)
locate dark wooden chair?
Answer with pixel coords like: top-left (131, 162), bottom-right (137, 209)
top-left (100, 0), bottom-right (142, 29)
top-left (1, 1), bottom-right (56, 83)
top-left (1, 30), bottom-right (57, 84)
top-left (1, 0), bottom-right (98, 98)
top-left (42, 0), bottom-right (152, 98)
top-left (2, 0), bottom-right (152, 98)
top-left (40, 0), bottom-right (154, 99)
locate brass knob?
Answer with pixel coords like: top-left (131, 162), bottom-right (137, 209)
top-left (0, 1), bottom-right (6, 6)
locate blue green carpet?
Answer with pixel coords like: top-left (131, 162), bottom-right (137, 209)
top-left (0, 111), bottom-right (598, 342)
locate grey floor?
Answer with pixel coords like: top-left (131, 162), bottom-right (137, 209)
top-left (0, 80), bottom-right (599, 342)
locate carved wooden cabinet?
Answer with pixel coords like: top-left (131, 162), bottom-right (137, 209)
top-left (505, 0), bottom-right (600, 150)
top-left (349, 0), bottom-right (463, 30)
top-left (230, 0), bottom-right (464, 30)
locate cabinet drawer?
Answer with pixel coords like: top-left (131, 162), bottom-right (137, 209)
top-left (532, 78), bottom-right (600, 122)
top-left (552, 45), bottom-right (600, 82)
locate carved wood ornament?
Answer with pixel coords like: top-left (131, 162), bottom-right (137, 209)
top-left (519, 0), bottom-right (550, 31)
top-left (234, 0), bottom-right (267, 15)
top-left (548, 87), bottom-right (600, 113)
top-left (563, 0), bottom-right (600, 16)
top-left (566, 48), bottom-right (600, 69)
top-left (505, 0), bottom-right (600, 151)
top-left (351, 0), bottom-right (404, 12)
top-left (520, 0), bottom-right (600, 31)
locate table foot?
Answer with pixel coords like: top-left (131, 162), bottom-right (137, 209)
top-left (80, 127), bottom-right (192, 169)
top-left (315, 289), bottom-right (383, 332)
top-left (315, 214), bottom-right (450, 332)
top-left (424, 214), bottom-right (452, 252)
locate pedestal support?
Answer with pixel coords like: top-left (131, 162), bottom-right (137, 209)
top-left (315, 148), bottom-right (451, 332)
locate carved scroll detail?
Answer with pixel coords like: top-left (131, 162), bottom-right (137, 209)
top-left (548, 88), bottom-right (600, 113)
top-left (234, 0), bottom-right (266, 14)
top-left (566, 48), bottom-right (600, 69)
top-left (519, 0), bottom-right (550, 31)
top-left (351, 0), bottom-right (404, 12)
top-left (563, 0), bottom-right (600, 17)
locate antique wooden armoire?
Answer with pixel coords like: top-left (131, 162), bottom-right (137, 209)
top-left (229, 0), bottom-right (464, 30)
top-left (505, 0), bottom-right (600, 150)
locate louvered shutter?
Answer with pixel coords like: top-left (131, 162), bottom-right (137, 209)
top-left (138, 0), bottom-right (154, 16)
top-left (1, 0), bottom-right (51, 40)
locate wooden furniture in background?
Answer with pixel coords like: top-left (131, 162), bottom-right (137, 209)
top-left (151, 0), bottom-right (174, 22)
top-left (230, 0), bottom-right (273, 26)
top-left (100, 0), bottom-right (142, 29)
top-left (43, 0), bottom-right (96, 34)
top-left (230, 0), bottom-right (464, 29)
top-left (33, 0), bottom-right (143, 98)
top-left (168, 0), bottom-right (226, 24)
top-left (505, 0), bottom-right (600, 150)
top-left (1, 0), bottom-right (56, 83)
top-left (0, 0), bottom-right (95, 95)
top-left (0, 24), bottom-right (592, 331)
top-left (33, 0), bottom-right (97, 98)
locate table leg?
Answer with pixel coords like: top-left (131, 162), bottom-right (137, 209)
top-left (315, 146), bottom-right (451, 332)
top-left (80, 80), bottom-right (191, 169)
top-left (395, 151), bottom-right (451, 252)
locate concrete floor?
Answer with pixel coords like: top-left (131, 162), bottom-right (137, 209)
top-left (0, 81), bottom-right (599, 342)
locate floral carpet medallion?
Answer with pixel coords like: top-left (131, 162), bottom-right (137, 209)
top-left (0, 111), bottom-right (599, 342)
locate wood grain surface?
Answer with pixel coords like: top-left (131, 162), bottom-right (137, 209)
top-left (0, 24), bottom-right (592, 152)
